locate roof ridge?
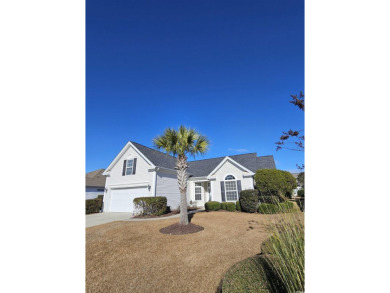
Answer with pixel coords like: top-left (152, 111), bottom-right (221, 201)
top-left (257, 155), bottom-right (274, 158)
top-left (130, 141), bottom-right (177, 159)
top-left (188, 152), bottom-right (257, 163)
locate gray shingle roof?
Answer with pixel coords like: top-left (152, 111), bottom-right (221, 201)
top-left (86, 169), bottom-right (106, 187)
top-left (131, 141), bottom-right (177, 169)
top-left (131, 141), bottom-right (276, 177)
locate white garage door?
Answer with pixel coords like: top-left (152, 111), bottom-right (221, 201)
top-left (109, 187), bottom-right (149, 212)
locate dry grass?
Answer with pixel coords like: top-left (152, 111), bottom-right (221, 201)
top-left (86, 211), bottom-right (273, 293)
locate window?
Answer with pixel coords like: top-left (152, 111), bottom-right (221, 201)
top-left (225, 175), bottom-right (235, 180)
top-left (224, 175), bottom-right (238, 201)
top-left (195, 183), bottom-right (202, 201)
top-left (126, 159), bottom-right (134, 175)
top-left (97, 189), bottom-right (104, 192)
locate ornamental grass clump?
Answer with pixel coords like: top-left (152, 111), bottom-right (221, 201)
top-left (262, 206), bottom-right (305, 292)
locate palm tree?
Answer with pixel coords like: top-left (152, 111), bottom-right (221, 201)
top-left (153, 126), bottom-right (209, 225)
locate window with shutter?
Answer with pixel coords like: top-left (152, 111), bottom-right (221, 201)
top-left (224, 174), bottom-right (238, 201)
top-left (125, 159), bottom-right (134, 175)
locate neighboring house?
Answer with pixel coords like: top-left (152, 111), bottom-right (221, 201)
top-left (102, 141), bottom-right (276, 213)
top-left (86, 169), bottom-right (106, 200)
top-left (291, 173), bottom-right (303, 197)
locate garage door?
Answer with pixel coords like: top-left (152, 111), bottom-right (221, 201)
top-left (109, 187), bottom-right (149, 212)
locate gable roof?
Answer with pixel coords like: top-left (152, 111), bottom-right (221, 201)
top-left (187, 153), bottom-right (276, 177)
top-left (104, 141), bottom-right (276, 177)
top-left (86, 169), bottom-right (106, 187)
top-left (130, 141), bottom-right (177, 170)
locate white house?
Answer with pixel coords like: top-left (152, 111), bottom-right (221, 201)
top-left (86, 169), bottom-right (106, 199)
top-left (102, 141), bottom-right (276, 213)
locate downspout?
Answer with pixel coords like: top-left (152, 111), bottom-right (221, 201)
top-left (153, 167), bottom-right (159, 197)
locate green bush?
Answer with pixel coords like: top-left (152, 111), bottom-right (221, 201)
top-left (298, 189), bottom-right (304, 197)
top-left (258, 203), bottom-right (280, 214)
top-left (86, 198), bottom-right (103, 214)
top-left (239, 189), bottom-right (259, 213)
top-left (205, 201), bottom-right (221, 211)
top-left (133, 196), bottom-right (167, 216)
top-left (221, 202), bottom-right (228, 210)
top-left (259, 196), bottom-right (281, 204)
top-left (226, 202), bottom-right (236, 212)
top-left (279, 201), bottom-right (294, 211)
top-left (280, 170), bottom-right (297, 197)
top-left (255, 169), bottom-right (296, 197)
top-left (236, 200), bottom-right (241, 211)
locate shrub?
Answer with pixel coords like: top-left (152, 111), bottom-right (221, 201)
top-left (236, 200), bottom-right (241, 211)
top-left (280, 170), bottom-right (297, 197)
top-left (86, 198), bottom-right (103, 214)
top-left (133, 196), bottom-right (167, 216)
top-left (298, 189), bottom-right (304, 197)
top-left (239, 189), bottom-right (259, 213)
top-left (205, 201), bottom-right (221, 211)
top-left (259, 196), bottom-right (280, 204)
top-left (226, 202), bottom-right (236, 212)
top-left (221, 202), bottom-right (228, 210)
top-left (297, 172), bottom-right (304, 189)
top-left (258, 203), bottom-right (280, 214)
top-left (279, 201), bottom-right (294, 211)
top-left (97, 195), bottom-right (103, 200)
top-left (255, 169), bottom-right (296, 197)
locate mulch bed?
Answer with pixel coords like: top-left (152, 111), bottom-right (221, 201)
top-left (159, 223), bottom-right (204, 235)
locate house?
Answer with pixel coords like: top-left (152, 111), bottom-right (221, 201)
top-left (291, 173), bottom-right (303, 197)
top-left (86, 169), bottom-right (106, 200)
top-left (102, 141), bottom-right (276, 213)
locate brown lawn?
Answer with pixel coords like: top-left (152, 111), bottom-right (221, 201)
top-left (86, 211), bottom-right (273, 293)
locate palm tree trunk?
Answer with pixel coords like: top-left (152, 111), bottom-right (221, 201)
top-left (176, 155), bottom-right (189, 225)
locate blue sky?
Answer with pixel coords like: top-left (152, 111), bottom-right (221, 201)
top-left (86, 0), bottom-right (304, 173)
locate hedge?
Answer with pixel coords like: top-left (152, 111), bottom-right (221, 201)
top-left (255, 169), bottom-right (296, 197)
top-left (239, 189), bottom-right (259, 213)
top-left (133, 196), bottom-right (167, 216)
top-left (205, 201), bottom-right (221, 211)
top-left (226, 202), bottom-right (236, 212)
top-left (221, 202), bottom-right (228, 210)
top-left (86, 198), bottom-right (103, 214)
top-left (298, 189), bottom-right (304, 197)
top-left (236, 200), bottom-right (241, 212)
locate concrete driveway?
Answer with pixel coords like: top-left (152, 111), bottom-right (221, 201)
top-left (86, 212), bottom-right (132, 228)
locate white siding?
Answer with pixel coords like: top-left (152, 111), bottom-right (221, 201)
top-left (210, 160), bottom-right (254, 202)
top-left (104, 144), bottom-right (155, 212)
top-left (86, 188), bottom-right (104, 200)
top-left (156, 169), bottom-right (181, 210)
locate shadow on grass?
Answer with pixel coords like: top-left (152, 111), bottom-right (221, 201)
top-left (218, 255), bottom-right (287, 293)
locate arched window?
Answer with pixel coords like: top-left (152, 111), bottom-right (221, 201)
top-left (224, 174), bottom-right (238, 201)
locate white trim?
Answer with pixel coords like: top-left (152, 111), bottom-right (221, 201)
top-left (194, 182), bottom-right (202, 201)
top-left (206, 156), bottom-right (254, 178)
top-left (103, 141), bottom-right (155, 175)
top-left (223, 173), bottom-right (239, 202)
top-left (108, 182), bottom-right (150, 189)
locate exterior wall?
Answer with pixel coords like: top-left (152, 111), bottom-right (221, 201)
top-left (86, 187), bottom-right (104, 200)
top-left (104, 144), bottom-right (155, 212)
top-left (187, 181), bottom-right (209, 207)
top-left (155, 168), bottom-right (181, 210)
top-left (209, 160), bottom-right (255, 202)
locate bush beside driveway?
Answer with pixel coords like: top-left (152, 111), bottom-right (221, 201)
top-left (86, 211), bottom-right (272, 293)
